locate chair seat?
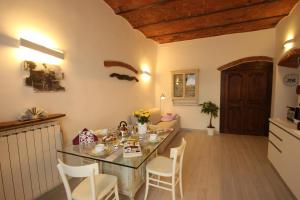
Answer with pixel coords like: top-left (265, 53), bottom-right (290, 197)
top-left (146, 156), bottom-right (173, 176)
top-left (72, 174), bottom-right (117, 200)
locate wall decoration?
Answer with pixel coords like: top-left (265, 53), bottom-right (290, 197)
top-left (283, 73), bottom-right (298, 87)
top-left (23, 60), bottom-right (65, 91)
top-left (104, 60), bottom-right (139, 82)
top-left (110, 73), bottom-right (139, 82)
top-left (18, 107), bottom-right (47, 121)
top-left (104, 60), bottom-right (138, 74)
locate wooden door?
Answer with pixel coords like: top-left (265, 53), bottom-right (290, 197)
top-left (220, 61), bottom-right (273, 136)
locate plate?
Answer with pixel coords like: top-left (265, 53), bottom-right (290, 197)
top-left (149, 138), bottom-right (161, 144)
top-left (88, 147), bottom-right (112, 157)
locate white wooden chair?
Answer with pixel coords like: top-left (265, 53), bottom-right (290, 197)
top-left (144, 138), bottom-right (187, 200)
top-left (57, 159), bottom-right (119, 200)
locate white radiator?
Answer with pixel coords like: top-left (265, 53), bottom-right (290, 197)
top-left (0, 121), bottom-right (63, 200)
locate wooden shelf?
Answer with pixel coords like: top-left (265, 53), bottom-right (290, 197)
top-left (278, 48), bottom-right (300, 68)
top-left (0, 113), bottom-right (66, 131)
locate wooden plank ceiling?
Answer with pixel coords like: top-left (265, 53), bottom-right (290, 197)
top-left (104, 0), bottom-right (299, 43)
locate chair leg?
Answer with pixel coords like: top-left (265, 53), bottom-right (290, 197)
top-left (172, 182), bottom-right (176, 200)
top-left (144, 171), bottom-right (149, 200)
top-left (179, 172), bottom-right (183, 199)
top-left (114, 184), bottom-right (119, 200)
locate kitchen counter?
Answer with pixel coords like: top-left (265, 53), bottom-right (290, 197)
top-left (268, 118), bottom-right (300, 199)
top-left (269, 118), bottom-right (300, 140)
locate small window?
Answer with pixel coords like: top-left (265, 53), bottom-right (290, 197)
top-left (172, 69), bottom-right (199, 105)
top-left (173, 74), bottom-right (184, 97)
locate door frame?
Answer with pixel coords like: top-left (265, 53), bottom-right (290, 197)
top-left (218, 56), bottom-right (273, 135)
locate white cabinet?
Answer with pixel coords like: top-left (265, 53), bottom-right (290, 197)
top-left (268, 120), bottom-right (300, 199)
top-left (280, 131), bottom-right (300, 199)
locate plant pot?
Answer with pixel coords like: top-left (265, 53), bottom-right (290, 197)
top-left (207, 127), bottom-right (214, 136)
top-left (137, 123), bottom-right (147, 135)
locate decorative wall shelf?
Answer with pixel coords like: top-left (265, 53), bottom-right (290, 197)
top-left (110, 73), bottom-right (139, 82)
top-left (104, 60), bottom-right (139, 82)
top-left (104, 60), bottom-right (138, 74)
top-left (0, 113), bottom-right (66, 131)
top-left (278, 48), bottom-right (300, 68)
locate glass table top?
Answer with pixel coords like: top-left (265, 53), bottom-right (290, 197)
top-left (57, 130), bottom-right (173, 169)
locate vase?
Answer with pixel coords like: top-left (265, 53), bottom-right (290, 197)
top-left (207, 127), bottom-right (214, 136)
top-left (137, 123), bottom-right (147, 135)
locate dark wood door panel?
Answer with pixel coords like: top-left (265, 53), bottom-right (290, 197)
top-left (227, 73), bottom-right (244, 102)
top-left (226, 107), bottom-right (243, 134)
top-left (243, 107), bottom-right (266, 135)
top-left (220, 61), bottom-right (272, 136)
top-left (247, 74), bottom-right (266, 99)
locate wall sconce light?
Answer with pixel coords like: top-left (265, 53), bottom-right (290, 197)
top-left (20, 38), bottom-right (64, 59)
top-left (160, 93), bottom-right (166, 112)
top-left (283, 38), bottom-right (294, 49)
top-left (141, 70), bottom-right (151, 81)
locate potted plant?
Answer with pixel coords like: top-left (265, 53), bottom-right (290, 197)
top-left (199, 101), bottom-right (219, 136)
top-left (133, 109), bottom-right (151, 134)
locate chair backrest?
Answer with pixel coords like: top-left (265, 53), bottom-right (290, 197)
top-left (57, 159), bottom-right (99, 200)
top-left (170, 138), bottom-right (187, 176)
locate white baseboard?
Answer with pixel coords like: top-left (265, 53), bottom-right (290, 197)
top-left (181, 128), bottom-right (221, 134)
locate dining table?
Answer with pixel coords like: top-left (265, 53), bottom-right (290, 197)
top-left (57, 129), bottom-right (173, 200)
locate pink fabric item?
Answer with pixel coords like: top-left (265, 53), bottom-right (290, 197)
top-left (161, 113), bottom-right (177, 122)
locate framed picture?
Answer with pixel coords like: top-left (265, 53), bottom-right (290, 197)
top-left (23, 61), bottom-right (65, 92)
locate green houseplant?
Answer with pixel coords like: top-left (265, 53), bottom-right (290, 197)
top-left (199, 101), bottom-right (219, 135)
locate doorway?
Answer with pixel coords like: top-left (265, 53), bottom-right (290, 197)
top-left (220, 60), bottom-right (273, 136)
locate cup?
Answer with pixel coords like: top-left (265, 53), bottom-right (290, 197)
top-left (149, 133), bottom-right (157, 142)
top-left (101, 128), bottom-right (109, 135)
top-left (95, 144), bottom-right (105, 152)
top-left (94, 128), bottom-right (108, 136)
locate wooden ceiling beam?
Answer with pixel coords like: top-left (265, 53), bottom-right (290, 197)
top-left (152, 16), bottom-right (283, 43)
top-left (103, 0), bottom-right (170, 14)
top-left (120, 0), bottom-right (274, 28)
top-left (140, 0), bottom-right (297, 38)
top-left (104, 0), bottom-right (297, 43)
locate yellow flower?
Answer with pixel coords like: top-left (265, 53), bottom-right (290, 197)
top-left (134, 109), bottom-right (150, 119)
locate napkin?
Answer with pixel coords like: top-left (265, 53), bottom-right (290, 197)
top-left (72, 128), bottom-right (98, 145)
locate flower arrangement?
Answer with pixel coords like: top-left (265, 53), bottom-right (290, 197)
top-left (133, 109), bottom-right (150, 125)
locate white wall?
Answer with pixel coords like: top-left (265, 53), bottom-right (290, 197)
top-left (1, 0), bottom-right (298, 137)
top-left (155, 29), bottom-right (275, 130)
top-left (273, 2), bottom-right (300, 117)
top-left (0, 0), bottom-right (157, 143)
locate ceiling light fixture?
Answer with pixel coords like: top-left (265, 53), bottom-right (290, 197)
top-left (283, 38), bottom-right (294, 49)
